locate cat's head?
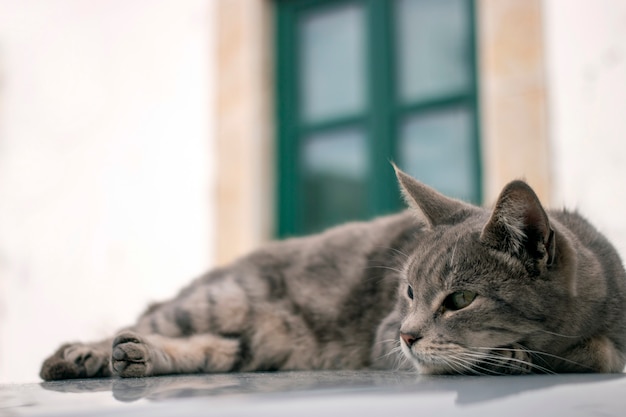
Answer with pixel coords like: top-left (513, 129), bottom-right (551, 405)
top-left (393, 166), bottom-right (575, 375)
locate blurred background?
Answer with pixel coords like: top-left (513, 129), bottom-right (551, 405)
top-left (0, 0), bottom-right (624, 383)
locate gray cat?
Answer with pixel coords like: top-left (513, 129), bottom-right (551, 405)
top-left (40, 167), bottom-right (626, 380)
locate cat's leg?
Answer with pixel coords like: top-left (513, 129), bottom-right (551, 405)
top-left (110, 330), bottom-right (241, 377)
top-left (40, 269), bottom-right (296, 380)
top-left (558, 335), bottom-right (626, 373)
top-left (40, 338), bottom-right (113, 381)
top-left (39, 328), bottom-right (243, 381)
top-left (112, 300), bottom-right (314, 377)
top-left (104, 272), bottom-right (252, 377)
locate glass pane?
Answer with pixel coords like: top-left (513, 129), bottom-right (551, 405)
top-left (301, 128), bottom-right (368, 233)
top-left (398, 107), bottom-right (478, 202)
top-left (395, 0), bottom-right (471, 102)
top-left (299, 4), bottom-right (366, 123)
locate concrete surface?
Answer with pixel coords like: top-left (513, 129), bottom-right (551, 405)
top-left (1, 371), bottom-right (626, 417)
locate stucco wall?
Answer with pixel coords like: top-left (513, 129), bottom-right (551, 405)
top-left (0, 0), bottom-right (215, 383)
top-left (544, 0), bottom-right (626, 257)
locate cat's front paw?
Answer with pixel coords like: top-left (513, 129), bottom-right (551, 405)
top-left (112, 331), bottom-right (152, 378)
top-left (40, 343), bottom-right (111, 381)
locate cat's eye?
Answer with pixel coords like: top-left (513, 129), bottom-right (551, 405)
top-left (407, 285), bottom-right (414, 300)
top-left (442, 290), bottom-right (477, 311)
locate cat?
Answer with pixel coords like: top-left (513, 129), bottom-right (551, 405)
top-left (40, 166), bottom-right (626, 380)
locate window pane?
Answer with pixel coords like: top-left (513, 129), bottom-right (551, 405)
top-left (299, 4), bottom-right (366, 123)
top-left (395, 0), bottom-right (471, 102)
top-left (399, 107), bottom-right (478, 202)
top-left (301, 128), bottom-right (368, 233)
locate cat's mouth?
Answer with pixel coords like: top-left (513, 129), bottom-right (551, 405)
top-left (405, 349), bottom-right (494, 375)
top-left (405, 352), bottom-right (459, 375)
top-left (400, 343), bottom-right (464, 374)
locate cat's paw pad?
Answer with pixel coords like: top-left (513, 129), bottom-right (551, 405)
top-left (40, 343), bottom-right (110, 381)
top-left (65, 345), bottom-right (110, 376)
top-left (112, 332), bottom-right (151, 378)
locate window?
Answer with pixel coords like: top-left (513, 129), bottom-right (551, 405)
top-left (275, 0), bottom-right (480, 237)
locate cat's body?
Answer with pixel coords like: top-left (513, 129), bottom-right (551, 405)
top-left (40, 169), bottom-right (626, 380)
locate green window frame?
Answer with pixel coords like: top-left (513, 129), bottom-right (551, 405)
top-left (275, 0), bottom-right (481, 237)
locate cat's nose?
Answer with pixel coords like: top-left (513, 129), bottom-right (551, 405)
top-left (400, 332), bottom-right (422, 347)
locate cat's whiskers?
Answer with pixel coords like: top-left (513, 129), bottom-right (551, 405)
top-left (445, 353), bottom-right (493, 375)
top-left (393, 351), bottom-right (412, 372)
top-left (374, 339), bottom-right (412, 371)
top-left (380, 345), bottom-right (403, 359)
top-left (510, 343), bottom-right (554, 369)
top-left (534, 329), bottom-right (580, 339)
top-left (461, 349), bottom-right (556, 375)
top-left (382, 331), bottom-right (583, 375)
top-left (449, 348), bottom-right (502, 375)
top-left (424, 342), bottom-right (550, 375)
top-left (384, 343), bottom-right (412, 371)
top-left (460, 352), bottom-right (531, 376)
top-left (375, 245), bottom-right (411, 261)
top-left (376, 338), bottom-right (400, 346)
top-left (437, 355), bottom-right (467, 375)
top-left (364, 265), bottom-right (405, 276)
top-left (467, 356), bottom-right (521, 375)
top-left (408, 343), bottom-right (493, 375)
top-left (473, 345), bottom-right (593, 372)
top-left (386, 347), bottom-right (401, 358)
top-left (439, 354), bottom-right (472, 375)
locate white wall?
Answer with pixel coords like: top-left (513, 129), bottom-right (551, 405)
top-left (0, 0), bottom-right (215, 383)
top-left (544, 0), bottom-right (626, 257)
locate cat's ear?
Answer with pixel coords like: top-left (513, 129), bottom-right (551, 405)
top-left (481, 180), bottom-right (555, 267)
top-left (393, 163), bottom-right (469, 227)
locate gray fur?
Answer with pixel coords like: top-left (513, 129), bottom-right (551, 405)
top-left (40, 169), bottom-right (626, 380)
